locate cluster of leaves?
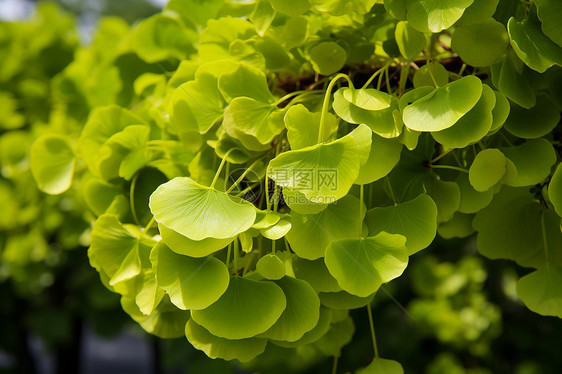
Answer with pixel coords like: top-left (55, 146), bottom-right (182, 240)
top-left (27, 0), bottom-right (562, 372)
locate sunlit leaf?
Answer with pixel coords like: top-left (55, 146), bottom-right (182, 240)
top-left (285, 104), bottom-right (339, 150)
top-left (549, 163), bottom-right (562, 217)
top-left (149, 177), bottom-right (257, 240)
top-left (191, 276), bottom-right (286, 339)
top-left (30, 134), bottom-right (75, 195)
top-left (501, 139), bottom-right (557, 187)
top-left (405, 0), bottom-right (474, 33)
top-left (395, 21), bottom-right (426, 59)
top-left (356, 358), bottom-right (404, 374)
top-left (468, 148), bottom-right (507, 192)
top-left (517, 266), bottom-right (562, 318)
top-left (310, 42), bottom-right (347, 75)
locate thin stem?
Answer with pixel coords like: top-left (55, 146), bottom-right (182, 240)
top-left (235, 182), bottom-right (261, 198)
top-left (458, 63), bottom-right (467, 76)
top-left (385, 66), bottom-right (392, 95)
top-left (362, 62), bottom-right (390, 89)
top-left (210, 148), bottom-right (236, 189)
top-left (129, 172), bottom-right (141, 226)
top-left (367, 303), bottom-right (379, 358)
top-left (428, 63), bottom-right (440, 87)
top-left (242, 252), bottom-right (254, 276)
top-left (376, 69), bottom-right (385, 90)
top-left (430, 148), bottom-right (453, 163)
top-left (359, 184), bottom-right (364, 238)
top-left (275, 90), bottom-right (321, 106)
top-left (332, 356), bottom-right (338, 374)
top-left (319, 73), bottom-right (353, 143)
top-left (226, 156), bottom-right (265, 193)
top-left (430, 164), bottom-right (469, 173)
top-left (266, 169), bottom-right (271, 211)
top-left (143, 216), bottom-right (155, 233)
top-left (272, 238), bottom-right (276, 255)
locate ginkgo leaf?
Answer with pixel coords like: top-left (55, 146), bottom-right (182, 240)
top-left (151, 242), bottom-right (230, 310)
top-left (501, 139), bottom-right (557, 187)
top-left (268, 125), bottom-right (371, 202)
top-left (122, 296), bottom-right (188, 338)
top-left (452, 19), bottom-right (509, 67)
top-left (403, 76), bottom-right (482, 132)
top-left (185, 319), bottom-right (268, 362)
top-left (456, 0), bottom-right (499, 25)
top-left (284, 104), bottom-right (339, 150)
top-left (257, 276), bottom-right (320, 342)
top-left (30, 134), bottom-right (75, 195)
top-left (366, 194), bottom-right (438, 255)
top-left (508, 16), bottom-right (562, 73)
top-left (313, 316), bottom-right (355, 357)
top-left (149, 177), bottom-right (256, 240)
top-left (324, 233), bottom-right (408, 297)
top-left (310, 42), bottom-right (347, 75)
top-left (272, 306), bottom-right (333, 348)
top-left (413, 62), bottom-right (448, 88)
top-left (456, 173), bottom-right (493, 214)
top-left (269, 0), bottom-right (311, 16)
top-left (218, 63), bottom-right (274, 103)
top-left (286, 195), bottom-right (364, 260)
top-left (342, 88), bottom-right (392, 111)
top-left (405, 0), bottom-right (474, 33)
top-left (517, 266), bottom-right (562, 318)
top-left (535, 0), bottom-right (562, 48)
top-left (395, 21), bottom-right (426, 59)
top-left (489, 90), bottom-right (511, 133)
top-left (355, 134), bottom-right (402, 185)
top-left (424, 179), bottom-right (461, 223)
top-left (256, 254), bottom-right (286, 280)
top-left (469, 148), bottom-right (507, 192)
top-left (473, 187), bottom-right (562, 268)
top-left (504, 96), bottom-right (560, 139)
top-left (288, 256), bottom-right (342, 293)
top-left (191, 276), bottom-right (287, 339)
top-left (431, 84), bottom-right (495, 148)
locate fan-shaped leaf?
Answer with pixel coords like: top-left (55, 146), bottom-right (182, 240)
top-left (452, 19), bottom-right (509, 67)
top-left (517, 266), bottom-right (562, 318)
top-left (285, 104), bottom-right (339, 150)
top-left (310, 42), bottom-right (347, 75)
top-left (30, 134), bottom-right (75, 195)
top-left (504, 96), bottom-right (560, 139)
top-left (405, 0), bottom-right (474, 33)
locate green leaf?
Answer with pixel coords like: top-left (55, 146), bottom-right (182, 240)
top-left (261, 219), bottom-right (292, 240)
top-left (325, 233), bottom-right (408, 297)
top-left (456, 173), bottom-right (493, 214)
top-left (405, 0), bottom-right (474, 33)
top-left (132, 14), bottom-right (194, 62)
top-left (30, 134), bottom-right (75, 195)
top-left (473, 187), bottom-right (562, 268)
top-left (535, 0), bottom-right (562, 48)
top-left (385, 0), bottom-right (407, 20)
top-left (281, 16), bottom-right (308, 49)
top-left (185, 319), bottom-right (268, 362)
top-left (313, 316), bottom-right (355, 357)
top-left (501, 139), bottom-right (557, 187)
top-left (169, 72), bottom-right (226, 135)
top-left (268, 125), bottom-right (371, 202)
top-left (395, 21), bottom-right (426, 59)
top-left (468, 148), bottom-right (507, 192)
top-left (122, 296), bottom-right (188, 338)
top-left (268, 0), bottom-right (311, 15)
top-left (413, 62), bottom-right (448, 88)
top-left (286, 195), bottom-right (364, 260)
top-left (79, 105), bottom-right (146, 177)
top-left (357, 358), bottom-right (404, 374)
top-left (342, 88), bottom-right (392, 111)
top-left (288, 256), bottom-right (342, 293)
top-left (494, 49), bottom-right (536, 109)
top-left (517, 266), bottom-right (562, 318)
top-left (250, 1), bottom-right (276, 36)
top-left (366, 194), bottom-right (438, 255)
top-left (438, 212), bottom-right (475, 239)
top-left (333, 90), bottom-right (402, 138)
top-left (319, 291), bottom-right (374, 309)
top-left (402, 76), bottom-right (482, 132)
top-left (424, 179), bottom-right (461, 223)
top-left (258, 276), bottom-right (320, 342)
top-left (218, 63), bottom-right (274, 103)
top-left (489, 90), bottom-right (511, 133)
top-left (165, 0), bottom-right (223, 29)
top-left (355, 134), bottom-right (402, 185)
top-left (452, 19), bottom-right (509, 67)
top-left (285, 104), bottom-right (339, 150)
top-left (310, 42), bottom-right (347, 75)
top-left (549, 163), bottom-right (562, 217)
top-left (504, 96), bottom-right (560, 139)
top-left (431, 84), bottom-right (495, 148)
top-left (151, 242), bottom-right (229, 310)
top-left (272, 306), bottom-right (333, 348)
top-left (223, 98), bottom-right (283, 146)
top-left (149, 177), bottom-right (257, 240)
top-left (256, 254), bottom-right (286, 280)
top-left (191, 276), bottom-right (287, 339)
top-left (507, 16), bottom-right (562, 73)
top-left (456, 0), bottom-right (499, 25)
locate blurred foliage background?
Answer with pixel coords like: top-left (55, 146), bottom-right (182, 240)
top-left (0, 1), bottom-right (561, 374)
